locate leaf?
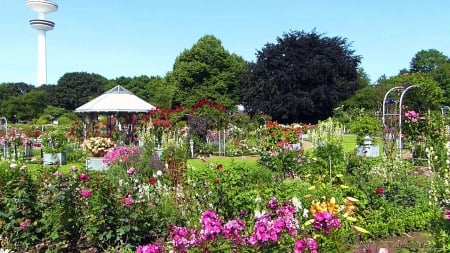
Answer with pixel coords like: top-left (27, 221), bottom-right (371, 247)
top-left (346, 216), bottom-right (357, 222)
top-left (346, 196), bottom-right (359, 202)
top-left (353, 225), bottom-right (370, 234)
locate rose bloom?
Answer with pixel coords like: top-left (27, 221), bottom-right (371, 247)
top-left (445, 209), bottom-right (450, 220)
top-left (19, 219), bottom-right (31, 229)
top-left (127, 167), bottom-right (136, 175)
top-left (376, 187), bottom-right (385, 195)
top-left (79, 173), bottom-right (89, 180)
top-left (122, 195), bottom-right (133, 206)
top-left (80, 189), bottom-right (92, 198)
top-left (54, 171), bottom-right (63, 178)
top-left (149, 178), bottom-right (157, 185)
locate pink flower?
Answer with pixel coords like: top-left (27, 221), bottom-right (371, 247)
top-left (136, 243), bottom-right (165, 253)
top-left (79, 173), bottom-right (89, 180)
top-left (122, 195), bottom-right (133, 206)
top-left (80, 189), bottom-right (92, 198)
top-left (19, 219), bottom-right (31, 229)
top-left (54, 171), bottom-right (63, 178)
top-left (127, 167), bottom-right (136, 175)
top-left (294, 238), bottom-right (318, 253)
top-left (70, 166), bottom-right (78, 172)
top-left (444, 209), bottom-right (450, 220)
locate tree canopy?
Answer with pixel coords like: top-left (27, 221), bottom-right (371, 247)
top-left (51, 72), bottom-right (108, 111)
top-left (239, 30), bottom-right (362, 124)
top-left (170, 35), bottom-right (248, 108)
top-left (410, 49), bottom-right (449, 73)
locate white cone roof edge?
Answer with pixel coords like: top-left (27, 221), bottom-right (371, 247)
top-left (75, 85), bottom-right (155, 113)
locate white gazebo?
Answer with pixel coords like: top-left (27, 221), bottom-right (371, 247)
top-left (75, 85), bottom-right (155, 143)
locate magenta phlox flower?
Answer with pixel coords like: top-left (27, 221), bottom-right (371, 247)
top-left (223, 218), bottom-right (245, 244)
top-left (136, 243), bottom-right (165, 253)
top-left (19, 219), bottom-right (31, 229)
top-left (169, 225), bottom-right (198, 250)
top-left (79, 173), bottom-right (89, 180)
top-left (80, 188), bottom-right (92, 198)
top-left (313, 211), bottom-right (342, 235)
top-left (200, 210), bottom-right (223, 241)
top-left (294, 238), bottom-right (318, 253)
top-left (444, 209), bottom-right (450, 220)
top-left (127, 167), bottom-right (137, 175)
top-left (248, 212), bottom-right (288, 245)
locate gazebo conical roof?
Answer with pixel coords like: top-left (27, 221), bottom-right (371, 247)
top-left (75, 85), bottom-right (155, 113)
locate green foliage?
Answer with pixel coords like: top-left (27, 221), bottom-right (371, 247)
top-left (349, 114), bottom-right (381, 144)
top-left (171, 35), bottom-right (248, 108)
top-left (410, 49), bottom-right (449, 73)
top-left (52, 72), bottom-right (108, 111)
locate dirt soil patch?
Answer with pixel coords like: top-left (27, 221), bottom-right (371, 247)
top-left (352, 232), bottom-right (433, 253)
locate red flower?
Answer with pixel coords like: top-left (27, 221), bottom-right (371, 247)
top-left (149, 177), bottom-right (157, 185)
top-left (376, 187), bottom-right (385, 195)
top-left (216, 164), bottom-right (223, 170)
top-left (214, 179), bottom-right (220, 185)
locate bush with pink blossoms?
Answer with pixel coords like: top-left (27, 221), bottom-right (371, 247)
top-left (136, 197), bottom-right (357, 252)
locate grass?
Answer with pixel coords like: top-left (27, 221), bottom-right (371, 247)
top-left (187, 155), bottom-right (259, 169)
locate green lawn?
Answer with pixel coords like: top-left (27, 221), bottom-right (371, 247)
top-left (187, 155), bottom-right (259, 169)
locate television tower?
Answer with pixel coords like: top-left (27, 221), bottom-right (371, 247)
top-left (26, 0), bottom-right (58, 86)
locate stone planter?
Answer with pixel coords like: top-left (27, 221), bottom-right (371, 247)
top-left (43, 152), bottom-right (67, 165)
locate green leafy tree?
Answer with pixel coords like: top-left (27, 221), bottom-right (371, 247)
top-left (240, 30), bottom-right (362, 124)
top-left (410, 49), bottom-right (449, 73)
top-left (432, 62), bottom-right (450, 104)
top-left (389, 72), bottom-right (444, 111)
top-left (0, 89), bottom-right (49, 122)
top-left (51, 72), bottom-right (108, 111)
top-left (0, 82), bottom-right (35, 100)
top-left (170, 35), bottom-right (248, 108)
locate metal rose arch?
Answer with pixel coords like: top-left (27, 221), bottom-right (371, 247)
top-left (382, 85), bottom-right (419, 158)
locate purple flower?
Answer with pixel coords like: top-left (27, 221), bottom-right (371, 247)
top-left (136, 243), bottom-right (165, 253)
top-left (313, 211), bottom-right (342, 235)
top-left (294, 238), bottom-right (318, 253)
top-left (200, 210), bottom-right (223, 241)
top-left (267, 197), bottom-right (279, 211)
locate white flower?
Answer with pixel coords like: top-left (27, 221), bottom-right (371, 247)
top-left (156, 170), bottom-right (163, 177)
top-left (254, 196), bottom-right (262, 203)
top-left (291, 197), bottom-right (302, 211)
top-left (254, 209), bottom-right (263, 218)
top-left (302, 208), bottom-right (310, 218)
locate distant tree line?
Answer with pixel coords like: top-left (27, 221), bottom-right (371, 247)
top-left (1, 30), bottom-right (449, 125)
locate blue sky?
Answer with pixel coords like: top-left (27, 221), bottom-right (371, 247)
top-left (1, 0), bottom-right (450, 86)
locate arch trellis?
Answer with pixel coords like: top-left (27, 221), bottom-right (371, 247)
top-left (382, 85), bottom-right (419, 158)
